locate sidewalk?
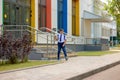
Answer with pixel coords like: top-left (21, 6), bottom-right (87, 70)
top-left (1, 52), bottom-right (120, 80)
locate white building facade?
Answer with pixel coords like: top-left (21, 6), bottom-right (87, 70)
top-left (0, 0), bottom-right (117, 50)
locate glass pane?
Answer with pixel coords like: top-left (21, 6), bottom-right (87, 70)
top-left (72, 0), bottom-right (76, 7)
top-left (58, 0), bottom-right (63, 2)
top-left (25, 0), bottom-right (30, 6)
top-left (4, 3), bottom-right (10, 23)
top-left (40, 0), bottom-right (46, 6)
top-left (24, 8), bottom-right (30, 25)
top-left (72, 16), bottom-right (76, 35)
top-left (58, 2), bottom-right (63, 11)
top-left (17, 0), bottom-right (30, 6)
top-left (72, 7), bottom-right (76, 15)
top-left (38, 0), bottom-right (46, 29)
top-left (72, 0), bottom-right (76, 35)
top-left (58, 13), bottom-right (63, 29)
top-left (40, 7), bottom-right (46, 27)
top-left (11, 0), bottom-right (16, 2)
top-left (58, 0), bottom-right (63, 29)
top-left (11, 5), bottom-right (16, 24)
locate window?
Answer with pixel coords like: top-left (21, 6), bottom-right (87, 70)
top-left (4, 3), bottom-right (10, 24)
top-left (11, 4), bottom-right (16, 24)
top-left (24, 8), bottom-right (30, 25)
top-left (72, 0), bottom-right (76, 35)
top-left (17, 0), bottom-right (30, 6)
top-left (38, 0), bottom-right (46, 29)
top-left (58, 0), bottom-right (63, 29)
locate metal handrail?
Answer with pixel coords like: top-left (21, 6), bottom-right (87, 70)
top-left (40, 27), bottom-right (85, 44)
top-left (1, 25), bottom-right (77, 59)
top-left (26, 30), bottom-right (54, 42)
top-left (27, 26), bottom-right (75, 51)
top-left (40, 27), bottom-right (78, 38)
top-left (27, 26), bottom-right (47, 34)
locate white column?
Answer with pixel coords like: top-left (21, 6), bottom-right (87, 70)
top-left (79, 0), bottom-right (81, 36)
top-left (51, 0), bottom-right (58, 31)
top-left (67, 0), bottom-right (72, 35)
top-left (35, 0), bottom-right (38, 29)
top-left (91, 23), bottom-right (94, 38)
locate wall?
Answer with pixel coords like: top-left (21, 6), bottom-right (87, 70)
top-left (46, 0), bottom-right (51, 29)
top-left (80, 0), bottom-right (94, 18)
top-left (80, 0), bottom-right (94, 37)
top-left (0, 0), bottom-right (3, 25)
top-left (84, 20), bottom-right (91, 38)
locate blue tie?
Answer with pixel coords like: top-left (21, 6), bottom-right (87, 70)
top-left (60, 34), bottom-right (62, 41)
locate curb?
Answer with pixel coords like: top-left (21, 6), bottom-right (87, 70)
top-left (67, 60), bottom-right (120, 80)
top-left (0, 61), bottom-right (64, 74)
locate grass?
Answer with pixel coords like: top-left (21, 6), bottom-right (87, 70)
top-left (77, 51), bottom-right (119, 56)
top-left (0, 60), bottom-right (56, 72)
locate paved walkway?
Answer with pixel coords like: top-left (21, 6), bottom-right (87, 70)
top-left (1, 52), bottom-right (120, 80)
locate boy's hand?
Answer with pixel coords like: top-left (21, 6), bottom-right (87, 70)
top-left (62, 44), bottom-right (65, 47)
top-left (54, 36), bottom-right (58, 41)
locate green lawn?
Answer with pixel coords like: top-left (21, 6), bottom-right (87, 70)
top-left (77, 51), bottom-right (118, 56)
top-left (0, 60), bottom-right (56, 72)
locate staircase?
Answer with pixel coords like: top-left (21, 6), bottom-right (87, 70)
top-left (29, 45), bottom-right (77, 60)
top-left (27, 26), bottom-right (78, 60)
top-left (2, 25), bottom-right (81, 60)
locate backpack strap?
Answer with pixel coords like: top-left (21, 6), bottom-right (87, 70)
top-left (57, 34), bottom-right (59, 39)
top-left (64, 34), bottom-right (67, 40)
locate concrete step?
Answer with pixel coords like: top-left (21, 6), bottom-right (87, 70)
top-left (29, 45), bottom-right (75, 60)
top-left (29, 51), bottom-right (77, 60)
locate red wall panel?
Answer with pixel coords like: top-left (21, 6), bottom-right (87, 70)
top-left (46, 0), bottom-right (51, 29)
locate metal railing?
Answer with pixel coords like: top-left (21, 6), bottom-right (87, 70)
top-left (0, 25), bottom-right (83, 59)
top-left (39, 27), bottom-right (85, 43)
top-left (27, 26), bottom-right (78, 59)
top-left (1, 25), bottom-right (28, 39)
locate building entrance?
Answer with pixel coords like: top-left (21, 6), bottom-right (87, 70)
top-left (3, 0), bottom-right (31, 25)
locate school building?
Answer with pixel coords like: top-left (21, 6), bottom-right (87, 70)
top-left (0, 0), bottom-right (117, 51)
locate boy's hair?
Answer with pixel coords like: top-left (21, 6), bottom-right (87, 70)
top-left (59, 29), bottom-right (64, 31)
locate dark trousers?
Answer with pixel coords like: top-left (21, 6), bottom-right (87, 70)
top-left (57, 42), bottom-right (67, 60)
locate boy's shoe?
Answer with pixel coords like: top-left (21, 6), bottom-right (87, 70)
top-left (65, 57), bottom-right (68, 61)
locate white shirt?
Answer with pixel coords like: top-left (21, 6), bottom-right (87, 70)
top-left (57, 33), bottom-right (66, 43)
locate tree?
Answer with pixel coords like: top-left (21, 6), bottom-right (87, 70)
top-left (104, 0), bottom-right (120, 40)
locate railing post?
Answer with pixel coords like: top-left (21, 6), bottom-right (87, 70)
top-left (47, 34), bottom-right (49, 59)
top-left (21, 25), bottom-right (23, 38)
top-left (0, 25), bottom-right (2, 36)
top-left (50, 33), bottom-right (53, 60)
top-left (37, 30), bottom-right (38, 43)
top-left (74, 38), bottom-right (76, 51)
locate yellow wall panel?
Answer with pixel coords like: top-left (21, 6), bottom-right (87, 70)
top-left (75, 0), bottom-right (79, 36)
top-left (31, 0), bottom-right (36, 43)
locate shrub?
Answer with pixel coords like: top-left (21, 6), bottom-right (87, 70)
top-left (0, 32), bottom-right (33, 64)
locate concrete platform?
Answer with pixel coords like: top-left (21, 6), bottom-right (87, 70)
top-left (1, 52), bottom-right (120, 80)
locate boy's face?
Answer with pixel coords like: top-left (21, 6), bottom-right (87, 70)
top-left (60, 30), bottom-right (63, 34)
